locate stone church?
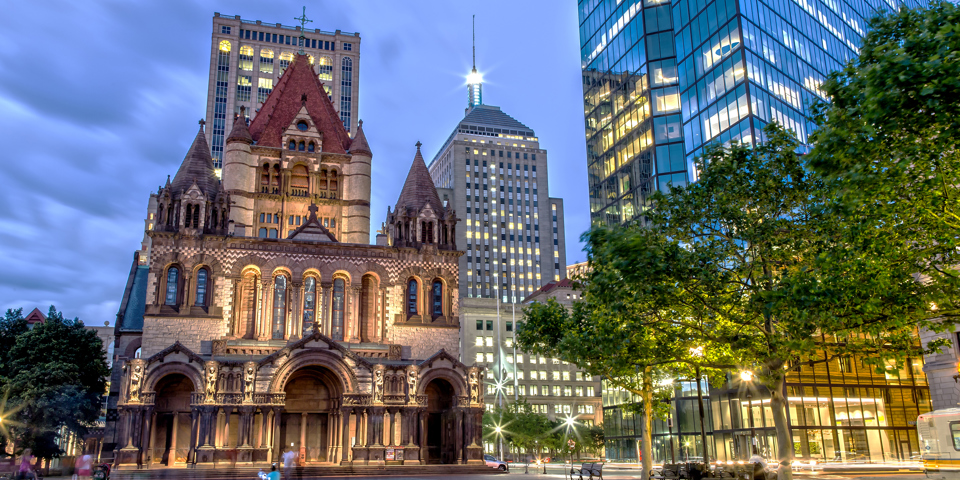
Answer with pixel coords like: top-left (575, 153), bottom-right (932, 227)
top-left (107, 53), bottom-right (484, 469)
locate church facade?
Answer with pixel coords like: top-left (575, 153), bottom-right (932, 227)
top-left (108, 53), bottom-right (483, 468)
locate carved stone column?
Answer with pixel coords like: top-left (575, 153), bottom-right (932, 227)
top-left (167, 411), bottom-right (179, 466)
top-left (340, 407), bottom-right (352, 465)
top-left (139, 407), bottom-right (154, 467)
top-left (255, 277), bottom-right (267, 339)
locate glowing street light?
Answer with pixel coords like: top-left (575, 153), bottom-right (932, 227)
top-left (740, 370), bottom-right (754, 382)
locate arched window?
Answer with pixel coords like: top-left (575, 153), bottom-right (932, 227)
top-left (272, 276), bottom-right (288, 339)
top-left (332, 279), bottom-right (345, 341)
top-left (298, 141), bottom-right (305, 151)
top-left (303, 276), bottom-right (316, 335)
top-left (291, 165), bottom-right (309, 195)
top-left (219, 40), bottom-right (231, 53)
top-left (279, 51), bottom-right (294, 73)
top-left (239, 45), bottom-right (254, 71)
top-left (134, 347), bottom-right (142, 359)
top-left (288, 140), bottom-right (296, 150)
top-left (432, 280), bottom-right (443, 317)
top-left (307, 142), bottom-right (315, 153)
top-left (407, 279), bottom-right (418, 315)
top-left (192, 204), bottom-right (200, 228)
top-left (165, 267), bottom-right (179, 305)
top-left (195, 268), bottom-right (209, 306)
top-left (259, 49), bottom-right (274, 74)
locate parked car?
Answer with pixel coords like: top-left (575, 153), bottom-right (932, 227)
top-left (484, 454), bottom-right (509, 471)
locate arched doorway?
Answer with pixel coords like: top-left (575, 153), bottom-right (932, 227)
top-left (280, 366), bottom-right (343, 463)
top-left (152, 374), bottom-right (194, 466)
top-left (424, 378), bottom-right (456, 464)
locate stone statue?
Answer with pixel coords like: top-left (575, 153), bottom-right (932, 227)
top-left (128, 364), bottom-right (143, 402)
top-left (468, 370), bottom-right (480, 404)
top-left (406, 368), bottom-right (418, 403)
top-left (243, 363), bottom-right (256, 401)
top-left (373, 368), bottom-right (384, 404)
top-left (205, 362), bottom-right (218, 401)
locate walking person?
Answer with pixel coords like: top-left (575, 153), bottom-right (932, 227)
top-left (18, 449), bottom-right (36, 480)
top-left (76, 452), bottom-right (93, 480)
top-left (281, 447), bottom-right (298, 480)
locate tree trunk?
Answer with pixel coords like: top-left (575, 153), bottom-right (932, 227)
top-left (640, 368), bottom-right (654, 480)
top-left (770, 374), bottom-right (793, 480)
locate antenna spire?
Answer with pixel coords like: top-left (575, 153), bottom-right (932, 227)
top-left (472, 14), bottom-right (476, 70)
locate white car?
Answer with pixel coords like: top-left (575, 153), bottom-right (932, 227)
top-left (484, 454), bottom-right (509, 471)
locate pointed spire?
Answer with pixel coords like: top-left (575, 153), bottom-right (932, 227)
top-left (227, 107), bottom-right (253, 144)
top-left (395, 142), bottom-right (444, 215)
top-left (170, 123), bottom-right (220, 197)
top-left (350, 119), bottom-right (372, 156)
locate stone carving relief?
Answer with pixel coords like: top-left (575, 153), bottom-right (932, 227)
top-left (204, 361), bottom-right (219, 403)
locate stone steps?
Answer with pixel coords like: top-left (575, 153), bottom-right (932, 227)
top-left (111, 464), bottom-right (499, 479)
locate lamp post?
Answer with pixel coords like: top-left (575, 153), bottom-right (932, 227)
top-left (689, 346), bottom-right (709, 468)
top-left (563, 417), bottom-right (576, 472)
top-left (495, 426), bottom-right (504, 461)
top-left (740, 371), bottom-right (756, 456)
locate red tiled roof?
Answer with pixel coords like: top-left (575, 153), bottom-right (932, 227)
top-left (522, 278), bottom-right (574, 303)
top-left (248, 54), bottom-right (351, 153)
top-left (395, 142), bottom-right (444, 215)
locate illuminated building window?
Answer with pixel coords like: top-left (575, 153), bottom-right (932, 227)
top-left (259, 49), bottom-right (274, 74)
top-left (238, 46), bottom-right (254, 71)
top-left (279, 51), bottom-right (294, 73)
top-left (318, 56), bottom-right (333, 81)
top-left (407, 279), bottom-right (419, 315)
top-left (258, 78), bottom-right (273, 104)
top-left (432, 280), bottom-right (443, 317)
top-left (237, 75), bottom-right (252, 102)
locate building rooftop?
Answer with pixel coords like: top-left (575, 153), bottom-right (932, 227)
top-left (430, 105), bottom-right (537, 167)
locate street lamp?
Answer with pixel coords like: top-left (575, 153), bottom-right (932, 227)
top-left (495, 425), bottom-right (504, 461)
top-left (563, 416), bottom-right (576, 469)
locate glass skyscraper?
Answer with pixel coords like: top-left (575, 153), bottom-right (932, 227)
top-left (578, 0), bottom-right (931, 463)
top-left (579, 0), bottom-right (925, 227)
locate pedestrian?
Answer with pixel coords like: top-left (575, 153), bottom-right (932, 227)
top-left (266, 465), bottom-right (280, 480)
top-left (76, 452), bottom-right (93, 480)
top-left (19, 448), bottom-right (36, 480)
top-left (281, 447), bottom-right (298, 480)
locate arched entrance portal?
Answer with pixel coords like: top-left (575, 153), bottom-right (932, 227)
top-left (424, 378), bottom-right (457, 464)
top-left (280, 366), bottom-right (343, 463)
top-left (152, 374), bottom-right (194, 466)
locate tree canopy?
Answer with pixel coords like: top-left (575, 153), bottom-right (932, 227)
top-left (0, 307), bottom-right (110, 460)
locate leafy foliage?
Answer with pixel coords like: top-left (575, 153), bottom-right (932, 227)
top-left (0, 307), bottom-right (110, 460)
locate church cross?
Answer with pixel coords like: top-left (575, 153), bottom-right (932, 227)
top-left (308, 203), bottom-right (319, 218)
top-left (294, 7), bottom-right (313, 55)
top-left (199, 119), bottom-right (206, 129)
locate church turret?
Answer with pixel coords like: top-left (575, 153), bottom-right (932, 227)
top-left (385, 142), bottom-right (458, 250)
top-left (152, 120), bottom-right (229, 236)
top-left (341, 120), bottom-right (372, 244)
top-left (223, 108), bottom-right (255, 236)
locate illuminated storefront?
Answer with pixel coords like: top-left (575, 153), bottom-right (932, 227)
top-left (603, 352), bottom-right (930, 463)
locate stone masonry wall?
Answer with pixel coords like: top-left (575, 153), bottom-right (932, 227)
top-left (388, 324), bottom-right (459, 361)
top-left (142, 316), bottom-right (229, 358)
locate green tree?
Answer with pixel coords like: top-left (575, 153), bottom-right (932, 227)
top-left (524, 121), bottom-right (952, 480)
top-left (0, 309), bottom-right (30, 457)
top-left (483, 399), bottom-right (556, 462)
top-left (1, 306), bottom-right (110, 461)
top-left (809, 1), bottom-right (960, 330)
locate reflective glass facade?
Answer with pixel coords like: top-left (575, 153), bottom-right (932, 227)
top-left (579, 0), bottom-right (926, 227)
top-left (602, 349), bottom-right (931, 463)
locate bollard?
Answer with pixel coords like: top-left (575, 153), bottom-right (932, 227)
top-left (525, 461), bottom-right (529, 474)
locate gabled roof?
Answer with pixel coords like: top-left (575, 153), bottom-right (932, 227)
top-left (145, 341), bottom-right (205, 365)
top-left (287, 203), bottom-right (338, 242)
top-left (171, 124), bottom-right (220, 196)
top-left (25, 308), bottom-right (45, 324)
top-left (395, 142), bottom-right (444, 215)
top-left (522, 278), bottom-right (574, 303)
top-left (248, 53), bottom-right (352, 153)
top-left (258, 328), bottom-right (373, 369)
top-left (418, 348), bottom-right (474, 370)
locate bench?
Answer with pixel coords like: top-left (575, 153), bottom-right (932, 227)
top-left (587, 463), bottom-right (603, 479)
top-left (571, 462), bottom-right (593, 480)
top-left (652, 464), bottom-right (681, 480)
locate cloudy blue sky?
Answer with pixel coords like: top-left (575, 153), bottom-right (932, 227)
top-left (0, 1), bottom-right (588, 324)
